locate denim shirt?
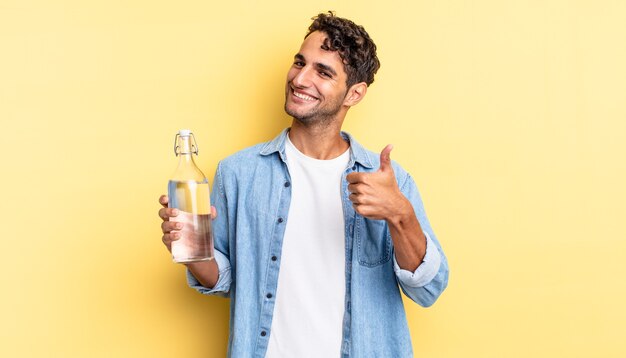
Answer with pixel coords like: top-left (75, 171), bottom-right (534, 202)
top-left (187, 129), bottom-right (449, 357)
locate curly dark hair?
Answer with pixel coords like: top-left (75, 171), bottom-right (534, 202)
top-left (306, 11), bottom-right (380, 88)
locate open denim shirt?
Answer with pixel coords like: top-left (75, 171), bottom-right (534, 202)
top-left (187, 129), bottom-right (449, 357)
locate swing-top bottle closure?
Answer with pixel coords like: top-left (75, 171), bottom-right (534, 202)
top-left (174, 129), bottom-right (199, 156)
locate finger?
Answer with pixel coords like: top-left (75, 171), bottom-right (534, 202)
top-left (211, 206), bottom-right (218, 220)
top-left (161, 220), bottom-right (183, 234)
top-left (352, 203), bottom-right (376, 218)
top-left (378, 144), bottom-right (393, 173)
top-left (349, 193), bottom-right (364, 204)
top-left (346, 172), bottom-right (367, 184)
top-left (348, 183), bottom-right (366, 194)
top-left (159, 195), bottom-right (169, 208)
top-left (158, 207), bottom-right (167, 221)
top-left (170, 231), bottom-right (182, 241)
top-left (162, 232), bottom-right (180, 250)
top-left (158, 207), bottom-right (179, 221)
top-left (162, 234), bottom-right (171, 248)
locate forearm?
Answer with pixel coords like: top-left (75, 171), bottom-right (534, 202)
top-left (387, 172), bottom-right (448, 306)
top-left (185, 259), bottom-right (219, 289)
top-left (386, 197), bottom-right (427, 272)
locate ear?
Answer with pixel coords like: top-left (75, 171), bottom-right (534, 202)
top-left (343, 82), bottom-right (368, 107)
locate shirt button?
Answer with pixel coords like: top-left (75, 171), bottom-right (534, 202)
top-left (266, 293), bottom-right (273, 299)
top-left (261, 331), bottom-right (267, 337)
top-left (284, 181), bottom-right (290, 187)
top-left (352, 165), bottom-right (357, 170)
top-left (271, 256), bottom-right (277, 261)
top-left (277, 217), bottom-right (284, 223)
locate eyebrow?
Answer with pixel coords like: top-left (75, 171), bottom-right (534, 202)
top-left (294, 53), bottom-right (338, 77)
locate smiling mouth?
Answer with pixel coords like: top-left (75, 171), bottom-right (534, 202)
top-left (292, 89), bottom-right (318, 102)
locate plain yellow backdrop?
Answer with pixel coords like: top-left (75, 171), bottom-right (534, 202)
top-left (1, 0), bottom-right (625, 357)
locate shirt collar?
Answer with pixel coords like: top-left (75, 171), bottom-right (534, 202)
top-left (259, 128), bottom-right (375, 169)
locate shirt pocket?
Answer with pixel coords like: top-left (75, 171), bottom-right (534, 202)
top-left (355, 216), bottom-right (392, 267)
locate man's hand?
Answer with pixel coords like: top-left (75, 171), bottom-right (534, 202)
top-left (158, 195), bottom-right (217, 252)
top-left (347, 146), bottom-right (427, 271)
top-left (158, 195), bottom-right (220, 288)
top-left (346, 145), bottom-right (411, 222)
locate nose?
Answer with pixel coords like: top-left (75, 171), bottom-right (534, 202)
top-left (291, 66), bottom-right (313, 88)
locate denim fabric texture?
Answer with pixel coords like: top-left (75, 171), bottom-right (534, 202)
top-left (187, 128), bottom-right (449, 357)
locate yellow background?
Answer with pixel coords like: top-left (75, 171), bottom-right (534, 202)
top-left (1, 0), bottom-right (625, 357)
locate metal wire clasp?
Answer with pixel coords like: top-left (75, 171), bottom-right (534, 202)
top-left (174, 132), bottom-right (199, 156)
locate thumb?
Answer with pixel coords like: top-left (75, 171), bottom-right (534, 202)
top-left (378, 144), bottom-right (394, 172)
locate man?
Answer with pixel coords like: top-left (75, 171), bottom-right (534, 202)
top-left (159, 12), bottom-right (448, 357)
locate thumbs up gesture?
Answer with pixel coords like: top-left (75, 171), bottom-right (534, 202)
top-left (346, 145), bottom-right (411, 221)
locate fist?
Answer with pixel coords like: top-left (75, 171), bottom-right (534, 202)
top-left (346, 145), bottom-right (409, 220)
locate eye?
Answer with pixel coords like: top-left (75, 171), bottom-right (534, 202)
top-left (320, 71), bottom-right (332, 78)
top-left (293, 61), bottom-right (305, 68)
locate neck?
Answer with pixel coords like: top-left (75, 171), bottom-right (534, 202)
top-left (288, 119), bottom-right (349, 160)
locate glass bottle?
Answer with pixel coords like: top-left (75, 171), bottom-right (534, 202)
top-left (168, 129), bottom-right (214, 263)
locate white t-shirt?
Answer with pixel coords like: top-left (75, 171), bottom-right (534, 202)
top-left (265, 136), bottom-right (350, 358)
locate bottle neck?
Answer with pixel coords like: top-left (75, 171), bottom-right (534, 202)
top-left (172, 134), bottom-right (206, 182)
top-left (177, 135), bottom-right (198, 166)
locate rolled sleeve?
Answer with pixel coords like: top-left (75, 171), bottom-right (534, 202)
top-left (186, 249), bottom-right (232, 297)
top-left (393, 231), bottom-right (441, 288)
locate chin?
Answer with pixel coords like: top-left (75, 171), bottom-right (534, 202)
top-left (285, 103), bottom-right (309, 121)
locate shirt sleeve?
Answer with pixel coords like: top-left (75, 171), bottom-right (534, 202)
top-left (186, 249), bottom-right (231, 297)
top-left (393, 170), bottom-right (449, 307)
top-left (393, 231), bottom-right (441, 287)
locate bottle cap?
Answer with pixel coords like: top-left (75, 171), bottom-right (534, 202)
top-left (179, 129), bottom-right (191, 136)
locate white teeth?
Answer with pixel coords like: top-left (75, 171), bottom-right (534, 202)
top-left (294, 91), bottom-right (315, 101)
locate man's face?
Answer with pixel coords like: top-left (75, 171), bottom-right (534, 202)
top-left (284, 31), bottom-right (350, 124)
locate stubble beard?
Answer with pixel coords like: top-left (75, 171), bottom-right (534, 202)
top-left (284, 90), bottom-right (346, 128)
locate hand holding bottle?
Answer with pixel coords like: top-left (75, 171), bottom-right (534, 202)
top-left (158, 194), bottom-right (217, 253)
top-left (159, 194), bottom-right (220, 289)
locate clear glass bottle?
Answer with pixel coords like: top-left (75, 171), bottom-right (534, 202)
top-left (168, 129), bottom-right (214, 263)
